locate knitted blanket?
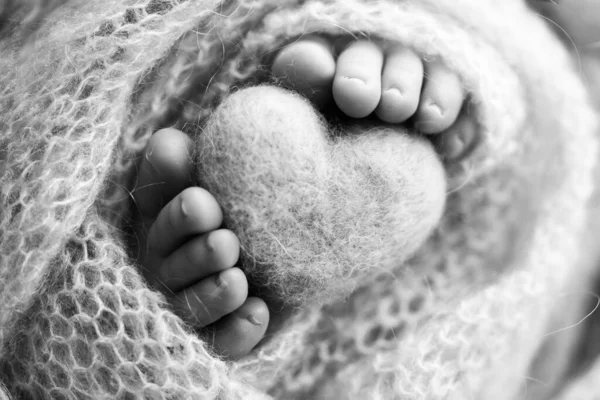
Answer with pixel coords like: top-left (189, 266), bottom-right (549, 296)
top-left (1, 0), bottom-right (599, 399)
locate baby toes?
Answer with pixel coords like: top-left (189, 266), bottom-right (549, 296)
top-left (172, 267), bottom-right (248, 328)
top-left (414, 60), bottom-right (464, 134)
top-left (156, 229), bottom-right (240, 293)
top-left (143, 187), bottom-right (224, 289)
top-left (375, 45), bottom-right (423, 123)
top-left (272, 36), bottom-right (336, 108)
top-left (333, 40), bottom-right (384, 118)
top-left (210, 297), bottom-right (270, 359)
top-left (147, 187), bottom-right (223, 256)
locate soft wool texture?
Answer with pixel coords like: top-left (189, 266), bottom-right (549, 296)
top-left (196, 86), bottom-right (446, 307)
top-left (1, 0), bottom-right (600, 399)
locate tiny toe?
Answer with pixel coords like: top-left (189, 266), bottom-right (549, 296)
top-left (211, 297), bottom-right (270, 359)
top-left (156, 229), bottom-right (240, 292)
top-left (147, 187), bottom-right (222, 258)
top-left (173, 267), bottom-right (248, 327)
top-left (415, 61), bottom-right (464, 134)
top-left (135, 128), bottom-right (194, 219)
top-left (333, 40), bottom-right (384, 118)
top-left (375, 45), bottom-right (423, 123)
top-left (432, 110), bottom-right (479, 162)
top-left (272, 36), bottom-right (336, 107)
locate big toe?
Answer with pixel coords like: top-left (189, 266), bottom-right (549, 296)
top-left (271, 36), bottom-right (336, 108)
top-left (134, 128), bottom-right (194, 219)
top-left (133, 128), bottom-right (196, 267)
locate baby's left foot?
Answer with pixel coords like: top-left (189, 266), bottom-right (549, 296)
top-left (272, 37), bottom-right (477, 161)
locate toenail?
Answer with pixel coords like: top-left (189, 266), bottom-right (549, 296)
top-left (180, 195), bottom-right (190, 218)
top-left (383, 87), bottom-right (403, 98)
top-left (384, 87), bottom-right (402, 96)
top-left (341, 76), bottom-right (367, 85)
top-left (246, 315), bottom-right (264, 326)
top-left (425, 101), bottom-right (444, 117)
top-left (205, 233), bottom-right (216, 253)
top-left (215, 270), bottom-right (228, 288)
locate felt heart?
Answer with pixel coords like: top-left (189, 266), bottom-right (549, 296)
top-left (195, 86), bottom-right (447, 307)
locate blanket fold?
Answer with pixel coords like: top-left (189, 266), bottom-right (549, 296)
top-left (1, 0), bottom-right (599, 399)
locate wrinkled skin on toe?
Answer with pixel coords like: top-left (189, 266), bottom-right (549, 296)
top-left (195, 86), bottom-right (447, 307)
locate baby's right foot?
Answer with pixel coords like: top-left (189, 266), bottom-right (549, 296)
top-left (272, 37), bottom-right (477, 161)
top-left (133, 128), bottom-right (270, 359)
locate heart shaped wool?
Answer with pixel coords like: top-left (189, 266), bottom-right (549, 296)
top-left (1, 0), bottom-right (600, 399)
top-left (195, 86), bottom-right (446, 306)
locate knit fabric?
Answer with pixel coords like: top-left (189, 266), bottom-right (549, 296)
top-left (0, 0), bottom-right (599, 399)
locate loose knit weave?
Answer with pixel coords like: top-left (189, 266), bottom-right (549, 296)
top-left (1, 0), bottom-right (600, 399)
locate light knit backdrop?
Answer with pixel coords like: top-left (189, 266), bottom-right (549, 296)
top-left (1, 0), bottom-right (600, 399)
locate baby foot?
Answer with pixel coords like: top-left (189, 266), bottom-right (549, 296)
top-left (271, 37), bottom-right (477, 161)
top-left (132, 128), bottom-right (269, 359)
top-left (131, 37), bottom-right (473, 360)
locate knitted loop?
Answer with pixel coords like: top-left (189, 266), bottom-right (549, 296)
top-left (0, 0), bottom-right (598, 399)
